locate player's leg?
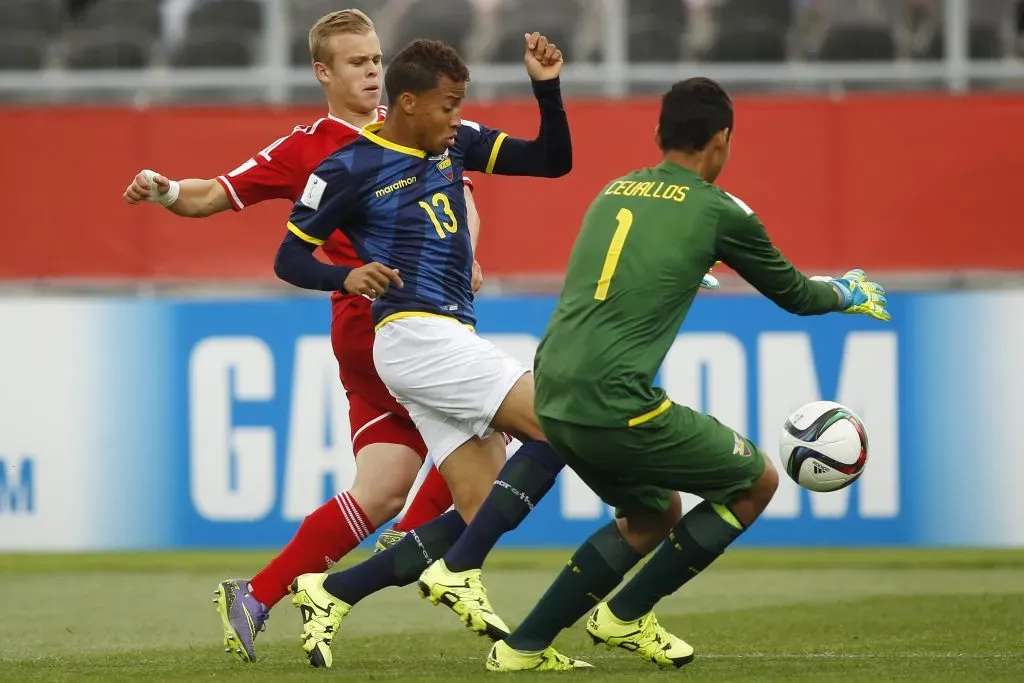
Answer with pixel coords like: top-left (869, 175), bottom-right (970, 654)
top-left (214, 445), bottom-right (417, 663)
top-left (313, 429), bottom-right (506, 612)
top-left (588, 407), bottom-right (777, 668)
top-left (376, 463), bottom-right (453, 551)
top-left (291, 428), bottom-right (508, 668)
top-left (379, 436), bottom-right (512, 550)
top-left (439, 372), bottom-right (565, 574)
top-left (248, 406), bottom-right (422, 595)
top-left (214, 393), bottom-right (424, 662)
top-left (489, 423), bottom-right (683, 671)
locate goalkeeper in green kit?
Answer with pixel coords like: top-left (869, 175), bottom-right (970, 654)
top-left (486, 77), bottom-right (890, 673)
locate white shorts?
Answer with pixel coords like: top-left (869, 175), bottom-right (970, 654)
top-left (373, 316), bottom-right (529, 467)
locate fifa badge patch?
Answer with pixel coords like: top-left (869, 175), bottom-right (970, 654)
top-left (300, 173), bottom-right (326, 210)
top-left (435, 156), bottom-right (454, 183)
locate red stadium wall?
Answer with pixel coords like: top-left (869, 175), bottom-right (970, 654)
top-left (2, 94), bottom-right (1022, 280)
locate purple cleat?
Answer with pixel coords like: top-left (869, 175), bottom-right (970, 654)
top-left (213, 578), bottom-right (269, 663)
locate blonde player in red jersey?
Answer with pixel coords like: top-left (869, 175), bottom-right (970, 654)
top-left (122, 9), bottom-right (491, 663)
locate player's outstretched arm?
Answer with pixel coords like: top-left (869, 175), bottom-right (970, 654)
top-left (716, 195), bottom-right (888, 320)
top-left (462, 34), bottom-right (571, 179)
top-left (123, 170), bottom-right (232, 218)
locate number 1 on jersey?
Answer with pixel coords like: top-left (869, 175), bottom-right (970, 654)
top-left (594, 208), bottom-right (634, 301)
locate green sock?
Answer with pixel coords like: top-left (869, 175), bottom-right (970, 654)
top-left (505, 522), bottom-right (643, 652)
top-left (607, 501), bottom-right (745, 622)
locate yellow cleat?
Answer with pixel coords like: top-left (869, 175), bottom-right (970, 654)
top-left (486, 640), bottom-right (594, 672)
top-left (289, 573), bottom-right (352, 668)
top-left (374, 527), bottom-right (407, 553)
top-left (585, 603), bottom-right (694, 668)
top-left (417, 559), bottom-right (510, 640)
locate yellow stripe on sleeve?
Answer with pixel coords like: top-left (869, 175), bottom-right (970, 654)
top-left (287, 221), bottom-right (325, 246)
top-left (484, 132), bottom-right (508, 175)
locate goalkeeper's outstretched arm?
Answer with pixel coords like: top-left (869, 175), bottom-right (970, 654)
top-left (716, 208), bottom-right (841, 316)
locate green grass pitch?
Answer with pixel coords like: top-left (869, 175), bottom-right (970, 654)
top-left (1, 548), bottom-right (1023, 682)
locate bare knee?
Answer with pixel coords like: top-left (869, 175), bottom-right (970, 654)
top-left (349, 484), bottom-right (409, 528)
top-left (728, 458), bottom-right (779, 528)
top-left (615, 494), bottom-right (683, 555)
top-left (752, 459), bottom-right (779, 508)
top-left (439, 436), bottom-right (505, 522)
top-left (348, 443), bottom-right (423, 527)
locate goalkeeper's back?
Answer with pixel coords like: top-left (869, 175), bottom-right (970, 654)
top-left (535, 78), bottom-right (840, 428)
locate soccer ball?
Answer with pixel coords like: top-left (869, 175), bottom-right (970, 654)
top-left (778, 400), bottom-right (868, 492)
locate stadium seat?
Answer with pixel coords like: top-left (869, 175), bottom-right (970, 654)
top-left (170, 30), bottom-right (255, 68)
top-left (392, 0), bottom-right (476, 55)
top-left (64, 29), bottom-right (150, 69)
top-left (0, 0), bottom-right (61, 36)
top-left (0, 32), bottom-right (47, 71)
top-left (707, 21), bottom-right (788, 63)
top-left (186, 0), bottom-right (264, 34)
top-left (631, 0), bottom-right (686, 26)
top-left (490, 0), bottom-right (579, 62)
top-left (79, 0), bottom-right (162, 37)
top-left (819, 24), bottom-right (896, 61)
top-left (922, 26), bottom-right (1007, 60)
top-left (628, 21), bottom-right (682, 63)
top-left (717, 0), bottom-right (793, 27)
top-left (289, 0), bottom-right (376, 28)
top-left (627, 0), bottom-right (685, 62)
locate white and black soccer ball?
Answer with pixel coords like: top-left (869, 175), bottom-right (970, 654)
top-left (778, 400), bottom-right (868, 493)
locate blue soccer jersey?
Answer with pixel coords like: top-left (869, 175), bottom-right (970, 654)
top-left (287, 120), bottom-right (508, 328)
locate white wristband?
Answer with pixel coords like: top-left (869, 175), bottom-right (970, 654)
top-left (142, 169), bottom-right (180, 208)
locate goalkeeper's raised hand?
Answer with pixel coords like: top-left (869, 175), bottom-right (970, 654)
top-left (828, 269), bottom-right (890, 322)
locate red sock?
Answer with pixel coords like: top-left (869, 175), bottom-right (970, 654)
top-left (394, 465), bottom-right (453, 532)
top-left (249, 491), bottom-right (374, 608)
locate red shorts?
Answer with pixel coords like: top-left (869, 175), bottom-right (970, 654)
top-left (330, 294), bottom-right (428, 459)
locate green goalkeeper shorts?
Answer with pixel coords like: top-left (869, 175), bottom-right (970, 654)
top-left (539, 402), bottom-right (766, 515)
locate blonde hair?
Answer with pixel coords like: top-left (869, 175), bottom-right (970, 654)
top-left (308, 9), bottom-right (376, 64)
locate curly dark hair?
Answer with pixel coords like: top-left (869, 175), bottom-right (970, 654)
top-left (385, 39), bottom-right (471, 103)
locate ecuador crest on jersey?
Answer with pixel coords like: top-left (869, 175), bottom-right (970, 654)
top-left (435, 156), bottom-right (455, 183)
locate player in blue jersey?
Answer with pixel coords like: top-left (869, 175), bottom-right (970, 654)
top-left (272, 34), bottom-right (588, 669)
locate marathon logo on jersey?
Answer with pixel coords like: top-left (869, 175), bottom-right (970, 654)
top-left (374, 176), bottom-right (418, 198)
top-left (435, 157), bottom-right (455, 183)
top-left (300, 173), bottom-right (326, 210)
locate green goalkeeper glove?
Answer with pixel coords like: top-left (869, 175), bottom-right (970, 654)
top-left (828, 269), bottom-right (890, 322)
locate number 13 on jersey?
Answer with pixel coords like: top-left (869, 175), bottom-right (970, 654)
top-left (420, 192), bottom-right (459, 239)
top-left (594, 208), bottom-right (634, 300)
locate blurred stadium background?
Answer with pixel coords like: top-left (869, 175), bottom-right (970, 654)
top-left (1, 2), bottom-right (1023, 680)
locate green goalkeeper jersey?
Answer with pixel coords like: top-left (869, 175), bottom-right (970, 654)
top-left (534, 160), bottom-right (839, 428)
